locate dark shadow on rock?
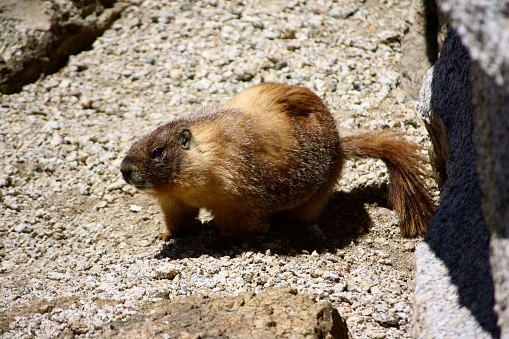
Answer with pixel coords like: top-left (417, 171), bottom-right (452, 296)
top-left (155, 183), bottom-right (389, 260)
top-left (423, 0), bottom-right (439, 65)
top-left (425, 29), bottom-right (499, 337)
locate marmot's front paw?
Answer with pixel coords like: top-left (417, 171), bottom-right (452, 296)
top-left (157, 231), bottom-right (174, 241)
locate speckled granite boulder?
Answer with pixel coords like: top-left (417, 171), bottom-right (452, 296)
top-left (100, 288), bottom-right (350, 339)
top-left (415, 0), bottom-right (509, 337)
top-left (0, 0), bottom-right (129, 94)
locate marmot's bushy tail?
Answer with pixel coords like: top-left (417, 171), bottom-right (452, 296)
top-left (340, 131), bottom-right (435, 237)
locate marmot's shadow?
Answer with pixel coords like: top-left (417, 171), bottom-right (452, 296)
top-left (155, 183), bottom-right (389, 260)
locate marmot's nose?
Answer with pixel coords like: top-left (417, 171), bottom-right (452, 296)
top-left (120, 159), bottom-right (134, 184)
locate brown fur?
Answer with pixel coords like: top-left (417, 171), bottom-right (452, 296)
top-left (120, 83), bottom-right (434, 239)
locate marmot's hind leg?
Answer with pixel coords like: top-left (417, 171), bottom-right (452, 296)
top-left (283, 187), bottom-right (334, 223)
top-left (212, 209), bottom-right (270, 239)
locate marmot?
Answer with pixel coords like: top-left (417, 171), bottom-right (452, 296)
top-left (121, 83), bottom-right (434, 240)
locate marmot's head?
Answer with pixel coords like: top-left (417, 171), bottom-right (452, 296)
top-left (120, 123), bottom-right (193, 192)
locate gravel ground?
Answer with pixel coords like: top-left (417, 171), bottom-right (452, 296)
top-left (0, 0), bottom-right (436, 338)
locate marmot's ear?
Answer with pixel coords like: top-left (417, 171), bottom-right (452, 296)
top-left (178, 129), bottom-right (192, 150)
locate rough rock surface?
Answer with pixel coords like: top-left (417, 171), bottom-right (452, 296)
top-left (0, 0), bottom-right (436, 338)
top-left (415, 29), bottom-right (498, 339)
top-left (100, 288), bottom-right (350, 339)
top-left (442, 0), bottom-right (509, 92)
top-left (443, 2), bottom-right (509, 336)
top-left (415, 0), bottom-right (509, 337)
top-left (474, 74), bottom-right (509, 339)
top-left (0, 0), bottom-right (129, 94)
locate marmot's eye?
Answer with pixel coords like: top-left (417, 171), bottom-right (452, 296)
top-left (151, 147), bottom-right (165, 158)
